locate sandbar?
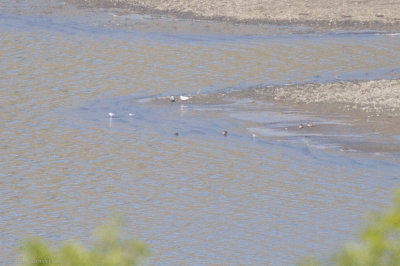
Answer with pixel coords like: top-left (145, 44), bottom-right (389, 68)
top-left (69, 0), bottom-right (400, 31)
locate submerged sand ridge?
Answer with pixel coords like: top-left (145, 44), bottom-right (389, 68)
top-left (71, 0), bottom-right (400, 29)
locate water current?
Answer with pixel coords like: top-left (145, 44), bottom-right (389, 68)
top-left (1, 0), bottom-right (400, 265)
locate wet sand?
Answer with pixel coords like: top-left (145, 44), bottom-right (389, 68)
top-left (257, 79), bottom-right (400, 118)
top-left (229, 80), bottom-right (400, 154)
top-left (69, 0), bottom-right (400, 31)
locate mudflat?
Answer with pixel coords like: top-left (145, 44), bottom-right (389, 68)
top-left (70, 0), bottom-right (400, 30)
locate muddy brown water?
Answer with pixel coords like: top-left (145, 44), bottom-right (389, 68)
top-left (1, 1), bottom-right (400, 265)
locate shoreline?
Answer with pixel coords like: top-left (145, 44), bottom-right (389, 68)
top-left (67, 0), bottom-right (400, 32)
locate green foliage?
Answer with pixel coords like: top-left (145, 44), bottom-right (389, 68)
top-left (334, 189), bottom-right (400, 266)
top-left (300, 189), bottom-right (400, 266)
top-left (298, 256), bottom-right (321, 266)
top-left (19, 217), bottom-right (149, 266)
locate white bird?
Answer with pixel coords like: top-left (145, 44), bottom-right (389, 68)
top-left (170, 96), bottom-right (175, 102)
top-left (128, 113), bottom-right (135, 117)
top-left (108, 112), bottom-right (116, 118)
top-left (180, 95), bottom-right (191, 101)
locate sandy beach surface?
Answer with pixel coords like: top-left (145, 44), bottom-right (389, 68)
top-left (69, 0), bottom-right (400, 30)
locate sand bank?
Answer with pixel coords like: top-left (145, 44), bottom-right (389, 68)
top-left (267, 79), bottom-right (400, 116)
top-left (248, 79), bottom-right (400, 142)
top-left (69, 0), bottom-right (400, 30)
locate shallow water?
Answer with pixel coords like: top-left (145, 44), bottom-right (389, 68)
top-left (1, 1), bottom-right (400, 265)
